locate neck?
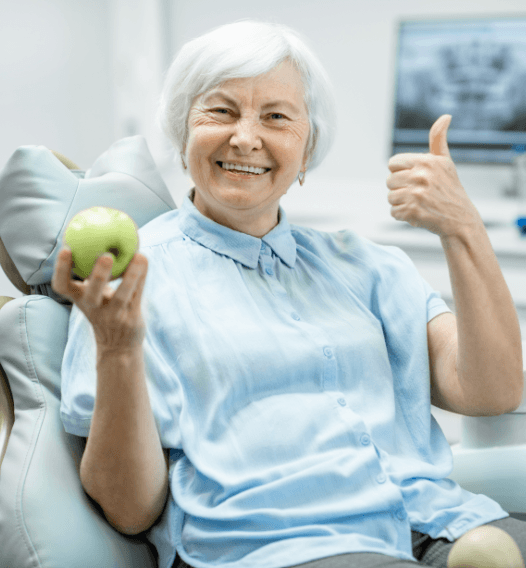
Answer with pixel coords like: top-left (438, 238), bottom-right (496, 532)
top-left (191, 188), bottom-right (280, 238)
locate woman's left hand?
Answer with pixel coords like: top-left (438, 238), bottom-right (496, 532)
top-left (386, 114), bottom-right (483, 239)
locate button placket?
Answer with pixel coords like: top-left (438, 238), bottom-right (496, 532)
top-left (322, 345), bottom-right (337, 391)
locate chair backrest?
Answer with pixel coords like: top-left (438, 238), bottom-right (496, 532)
top-left (0, 299), bottom-right (14, 471)
top-left (0, 138), bottom-right (178, 568)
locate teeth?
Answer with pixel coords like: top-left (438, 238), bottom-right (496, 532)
top-left (220, 162), bottom-right (267, 175)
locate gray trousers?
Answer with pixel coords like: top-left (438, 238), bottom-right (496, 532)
top-left (173, 515), bottom-right (526, 568)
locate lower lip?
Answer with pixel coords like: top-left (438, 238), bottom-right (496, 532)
top-left (216, 163), bottom-right (269, 180)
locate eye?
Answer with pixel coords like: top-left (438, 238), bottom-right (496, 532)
top-left (270, 113), bottom-right (285, 120)
top-left (213, 108), bottom-right (230, 114)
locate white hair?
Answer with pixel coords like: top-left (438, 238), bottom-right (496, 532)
top-left (157, 19), bottom-right (337, 176)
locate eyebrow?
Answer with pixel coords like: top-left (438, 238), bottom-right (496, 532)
top-left (202, 90), bottom-right (301, 114)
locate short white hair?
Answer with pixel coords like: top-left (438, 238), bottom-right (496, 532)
top-left (157, 19), bottom-right (337, 175)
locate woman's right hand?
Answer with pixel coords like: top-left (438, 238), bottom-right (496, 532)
top-left (51, 247), bottom-right (148, 353)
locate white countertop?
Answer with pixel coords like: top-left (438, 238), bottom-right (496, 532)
top-left (280, 178), bottom-right (526, 258)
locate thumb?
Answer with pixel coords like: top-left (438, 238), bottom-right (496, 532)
top-left (429, 114), bottom-right (452, 157)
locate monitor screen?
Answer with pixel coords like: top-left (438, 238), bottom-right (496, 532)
top-left (392, 16), bottom-right (526, 163)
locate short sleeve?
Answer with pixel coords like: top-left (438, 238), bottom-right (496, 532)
top-left (421, 276), bottom-right (453, 323)
top-left (59, 256), bottom-right (184, 449)
top-left (60, 303), bottom-right (98, 437)
top-left (370, 242), bottom-right (452, 326)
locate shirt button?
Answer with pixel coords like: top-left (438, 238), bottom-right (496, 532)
top-left (376, 473), bottom-right (386, 484)
top-left (265, 268), bottom-right (273, 276)
top-left (396, 508), bottom-right (407, 521)
top-left (323, 347), bottom-right (333, 358)
top-left (360, 434), bottom-right (371, 446)
top-left (337, 397), bottom-right (346, 406)
top-left (292, 313), bottom-right (301, 321)
top-left (261, 243), bottom-right (266, 252)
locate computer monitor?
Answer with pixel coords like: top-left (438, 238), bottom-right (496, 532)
top-left (391, 16), bottom-right (526, 164)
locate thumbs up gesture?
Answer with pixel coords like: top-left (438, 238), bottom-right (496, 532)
top-left (387, 115), bottom-right (483, 239)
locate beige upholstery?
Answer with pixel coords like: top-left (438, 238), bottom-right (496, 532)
top-left (0, 238), bottom-right (30, 295)
top-left (49, 150), bottom-right (80, 171)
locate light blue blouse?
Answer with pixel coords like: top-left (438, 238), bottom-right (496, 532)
top-left (60, 190), bottom-right (508, 568)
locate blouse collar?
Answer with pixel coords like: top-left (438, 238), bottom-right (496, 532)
top-left (177, 189), bottom-right (297, 269)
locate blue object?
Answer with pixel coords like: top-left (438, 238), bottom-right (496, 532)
top-left (517, 218), bottom-right (526, 236)
top-left (62, 194), bottom-right (509, 568)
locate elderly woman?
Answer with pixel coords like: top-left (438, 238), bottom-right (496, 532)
top-left (52, 20), bottom-right (524, 568)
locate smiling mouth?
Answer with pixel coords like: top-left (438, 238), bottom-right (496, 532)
top-left (216, 161), bottom-right (271, 176)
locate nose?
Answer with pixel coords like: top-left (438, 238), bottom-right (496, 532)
top-left (229, 118), bottom-right (263, 154)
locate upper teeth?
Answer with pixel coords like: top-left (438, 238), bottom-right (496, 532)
top-left (221, 162), bottom-right (268, 175)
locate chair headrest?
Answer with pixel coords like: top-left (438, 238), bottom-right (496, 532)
top-left (0, 136), bottom-right (177, 294)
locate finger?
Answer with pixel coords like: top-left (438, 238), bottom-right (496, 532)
top-left (113, 254), bottom-right (147, 309)
top-left (386, 170), bottom-right (411, 190)
top-left (387, 186), bottom-right (408, 206)
top-left (388, 153), bottom-right (419, 173)
top-left (429, 114), bottom-right (452, 157)
top-left (51, 247), bottom-right (82, 301)
top-left (83, 254), bottom-right (114, 307)
top-left (130, 255), bottom-right (148, 311)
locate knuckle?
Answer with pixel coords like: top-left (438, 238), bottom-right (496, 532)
top-left (390, 206), bottom-right (401, 220)
top-left (413, 170), bottom-right (428, 186)
top-left (83, 296), bottom-right (100, 309)
top-left (388, 192), bottom-right (400, 206)
top-left (408, 202), bottom-right (419, 215)
top-left (413, 186), bottom-right (426, 199)
top-left (111, 294), bottom-right (126, 309)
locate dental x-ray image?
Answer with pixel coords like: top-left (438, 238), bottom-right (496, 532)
top-left (392, 18), bottom-right (526, 162)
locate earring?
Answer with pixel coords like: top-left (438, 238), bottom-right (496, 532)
top-left (298, 170), bottom-right (306, 186)
top-left (181, 152), bottom-right (187, 170)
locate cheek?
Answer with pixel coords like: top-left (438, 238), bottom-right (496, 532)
top-left (276, 138), bottom-right (308, 170)
top-left (279, 124), bottom-right (310, 161)
top-left (187, 129), bottom-right (223, 166)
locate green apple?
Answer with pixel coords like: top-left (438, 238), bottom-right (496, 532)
top-left (63, 206), bottom-right (139, 280)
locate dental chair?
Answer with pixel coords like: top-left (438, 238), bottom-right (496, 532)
top-left (1, 137), bottom-right (526, 568)
top-left (0, 136), bottom-right (177, 568)
top-left (449, 369), bottom-right (526, 521)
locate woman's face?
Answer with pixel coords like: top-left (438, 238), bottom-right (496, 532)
top-left (185, 60), bottom-right (310, 237)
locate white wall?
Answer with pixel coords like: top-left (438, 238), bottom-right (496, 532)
top-left (0, 0), bottom-right (115, 298)
top-left (2, 0), bottom-right (526, 299)
top-left (0, 0), bottom-right (114, 171)
top-left (166, 0), bottom-right (526, 186)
